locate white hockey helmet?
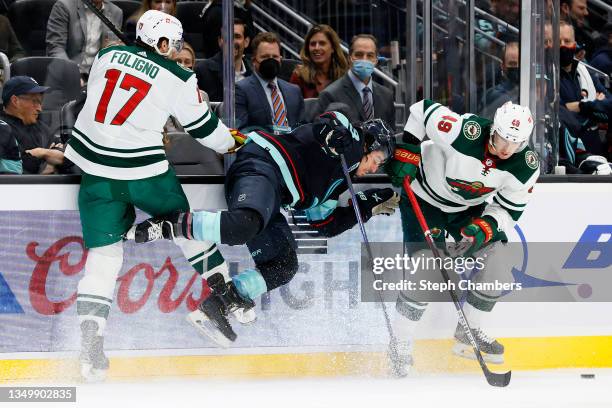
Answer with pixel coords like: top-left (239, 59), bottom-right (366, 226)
top-left (136, 10), bottom-right (183, 57)
top-left (491, 101), bottom-right (534, 149)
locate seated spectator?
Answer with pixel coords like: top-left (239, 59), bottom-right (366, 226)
top-left (125, 0), bottom-right (176, 44)
top-left (0, 76), bottom-right (66, 174)
top-left (195, 18), bottom-right (252, 102)
top-left (475, 0), bottom-right (519, 52)
top-left (480, 41), bottom-right (519, 118)
top-left (235, 32), bottom-right (304, 132)
top-left (558, 106), bottom-right (611, 174)
top-left (200, 0), bottom-right (253, 59)
top-left (290, 24), bottom-right (349, 99)
top-left (591, 23), bottom-right (612, 76)
top-left (165, 42), bottom-right (209, 133)
top-left (0, 15), bottom-right (25, 62)
top-left (560, 0), bottom-right (593, 61)
top-left (559, 20), bottom-right (612, 156)
top-left (316, 34), bottom-right (395, 127)
top-left (46, 0), bottom-right (123, 83)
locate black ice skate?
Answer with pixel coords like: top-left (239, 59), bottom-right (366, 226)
top-left (452, 323), bottom-right (504, 364)
top-left (187, 273), bottom-right (255, 347)
top-left (125, 212), bottom-right (185, 243)
top-left (388, 339), bottom-right (414, 378)
top-left (79, 320), bottom-right (109, 382)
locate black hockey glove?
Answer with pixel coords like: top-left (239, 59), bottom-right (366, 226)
top-left (319, 111), bottom-right (354, 156)
top-left (351, 188), bottom-right (400, 221)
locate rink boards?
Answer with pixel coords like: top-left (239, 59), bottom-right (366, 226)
top-left (0, 178), bottom-right (611, 380)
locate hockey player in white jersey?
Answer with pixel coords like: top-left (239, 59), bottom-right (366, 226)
top-left (63, 10), bottom-right (238, 382)
top-left (385, 100), bottom-right (539, 376)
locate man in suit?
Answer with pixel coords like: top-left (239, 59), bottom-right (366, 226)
top-left (46, 0), bottom-right (123, 83)
top-left (195, 18), bottom-right (253, 102)
top-left (316, 34), bottom-right (395, 129)
top-left (235, 32), bottom-right (304, 132)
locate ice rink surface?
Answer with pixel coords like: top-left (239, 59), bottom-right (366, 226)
top-left (3, 369), bottom-right (612, 408)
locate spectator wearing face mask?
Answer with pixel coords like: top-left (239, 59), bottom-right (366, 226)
top-left (559, 20), bottom-right (612, 156)
top-left (480, 41), bottom-right (520, 118)
top-left (316, 34), bottom-right (395, 128)
top-left (125, 0), bottom-right (177, 44)
top-left (560, 0), bottom-right (593, 61)
top-left (234, 32), bottom-right (304, 132)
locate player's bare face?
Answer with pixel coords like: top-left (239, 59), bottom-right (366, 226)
top-left (489, 132), bottom-right (520, 160)
top-left (356, 151), bottom-right (385, 177)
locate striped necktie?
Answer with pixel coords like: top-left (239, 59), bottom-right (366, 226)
top-left (362, 87), bottom-right (374, 120)
top-left (269, 82), bottom-right (288, 127)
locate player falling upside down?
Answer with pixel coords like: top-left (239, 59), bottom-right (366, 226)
top-left (63, 10), bottom-right (240, 382)
top-left (130, 112), bottom-right (400, 346)
top-left (384, 100), bottom-right (539, 376)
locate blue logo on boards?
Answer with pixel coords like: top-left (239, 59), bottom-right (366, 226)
top-left (562, 225), bottom-right (612, 269)
top-left (0, 272), bottom-right (24, 313)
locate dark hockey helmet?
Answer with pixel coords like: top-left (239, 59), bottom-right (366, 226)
top-left (359, 119), bottom-right (396, 165)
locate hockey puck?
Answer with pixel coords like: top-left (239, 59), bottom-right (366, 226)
top-left (580, 374), bottom-right (595, 379)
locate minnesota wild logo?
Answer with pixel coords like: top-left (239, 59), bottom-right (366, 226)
top-left (446, 177), bottom-right (495, 200)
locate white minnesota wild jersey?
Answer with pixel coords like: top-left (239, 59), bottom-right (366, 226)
top-left (404, 99), bottom-right (540, 233)
top-left (65, 44), bottom-right (234, 180)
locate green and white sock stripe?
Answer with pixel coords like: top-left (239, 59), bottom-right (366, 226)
top-left (396, 292), bottom-right (428, 321)
top-left (76, 294), bottom-right (113, 319)
top-left (466, 290), bottom-right (498, 312)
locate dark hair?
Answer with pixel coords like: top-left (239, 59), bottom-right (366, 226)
top-left (251, 32), bottom-right (281, 56)
top-left (295, 24), bottom-right (349, 85)
top-left (349, 34), bottom-right (378, 55)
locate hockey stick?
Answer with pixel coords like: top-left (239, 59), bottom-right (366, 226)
top-left (81, 0), bottom-right (133, 46)
top-left (339, 154), bottom-right (398, 346)
top-left (402, 176), bottom-right (511, 387)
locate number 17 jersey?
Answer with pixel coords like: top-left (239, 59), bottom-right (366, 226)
top-left (65, 44), bottom-right (234, 180)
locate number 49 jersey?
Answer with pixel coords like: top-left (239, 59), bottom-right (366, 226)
top-left (65, 44), bottom-right (234, 180)
top-left (404, 99), bottom-right (540, 234)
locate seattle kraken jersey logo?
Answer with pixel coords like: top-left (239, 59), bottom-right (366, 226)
top-left (446, 177), bottom-right (495, 200)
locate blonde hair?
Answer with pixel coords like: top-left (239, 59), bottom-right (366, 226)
top-left (296, 24), bottom-right (349, 85)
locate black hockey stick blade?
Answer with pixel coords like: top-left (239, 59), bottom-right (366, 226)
top-left (484, 366), bottom-right (511, 387)
top-left (81, 0), bottom-right (133, 46)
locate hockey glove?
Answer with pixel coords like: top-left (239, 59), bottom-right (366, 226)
top-left (454, 216), bottom-right (498, 258)
top-left (352, 188), bottom-right (400, 221)
top-left (319, 111), bottom-right (353, 156)
top-left (126, 212), bottom-right (192, 243)
top-left (384, 143), bottom-right (421, 187)
top-left (578, 155), bottom-right (612, 175)
top-left (230, 128), bottom-right (247, 145)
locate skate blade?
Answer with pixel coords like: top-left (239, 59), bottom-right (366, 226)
top-left (80, 364), bottom-right (107, 383)
top-left (186, 310), bottom-right (233, 348)
top-left (232, 308), bottom-right (257, 325)
top-left (452, 342), bottom-right (504, 364)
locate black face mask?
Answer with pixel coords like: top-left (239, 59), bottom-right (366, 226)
top-left (258, 58), bottom-right (280, 80)
top-left (560, 46), bottom-right (576, 67)
top-left (505, 67), bottom-right (520, 85)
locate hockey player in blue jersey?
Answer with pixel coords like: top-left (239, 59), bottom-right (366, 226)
top-left (131, 112), bottom-right (400, 346)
